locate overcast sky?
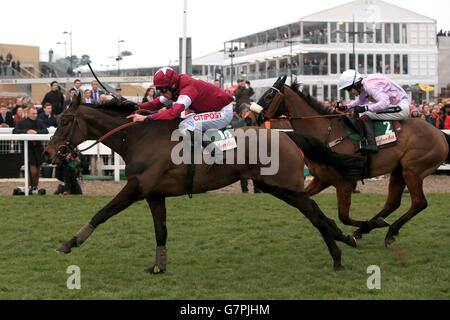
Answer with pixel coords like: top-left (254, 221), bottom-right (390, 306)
top-left (1, 0), bottom-right (449, 70)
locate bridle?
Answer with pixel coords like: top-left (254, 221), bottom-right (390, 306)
top-left (53, 113), bottom-right (84, 159)
top-left (255, 86), bottom-right (285, 125)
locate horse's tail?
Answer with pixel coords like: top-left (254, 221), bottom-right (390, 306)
top-left (285, 131), bottom-right (364, 182)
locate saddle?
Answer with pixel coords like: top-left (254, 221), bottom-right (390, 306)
top-left (341, 115), bottom-right (402, 179)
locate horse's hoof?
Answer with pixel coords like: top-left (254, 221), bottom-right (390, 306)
top-left (144, 265), bottom-right (165, 274)
top-left (347, 235), bottom-right (357, 248)
top-left (333, 263), bottom-right (345, 272)
top-left (55, 237), bottom-right (77, 254)
top-left (385, 236), bottom-right (396, 247)
top-left (376, 217), bottom-right (390, 227)
top-left (55, 246), bottom-right (71, 254)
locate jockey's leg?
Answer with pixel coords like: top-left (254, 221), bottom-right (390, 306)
top-left (357, 115), bottom-right (378, 153)
top-left (357, 99), bottom-right (410, 153)
top-left (364, 99), bottom-right (410, 121)
top-left (180, 103), bottom-right (234, 166)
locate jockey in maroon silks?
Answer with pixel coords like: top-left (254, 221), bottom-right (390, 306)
top-left (127, 67), bottom-right (234, 136)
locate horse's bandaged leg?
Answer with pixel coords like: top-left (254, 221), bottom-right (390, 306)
top-left (155, 245), bottom-right (167, 271)
top-left (75, 223), bottom-right (95, 246)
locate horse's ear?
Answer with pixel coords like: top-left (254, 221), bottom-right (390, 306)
top-left (71, 91), bottom-right (82, 109)
top-left (280, 75), bottom-right (287, 86)
top-left (273, 77), bottom-right (281, 87)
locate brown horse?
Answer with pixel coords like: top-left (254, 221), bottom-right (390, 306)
top-left (248, 76), bottom-right (450, 247)
top-left (43, 93), bottom-right (365, 272)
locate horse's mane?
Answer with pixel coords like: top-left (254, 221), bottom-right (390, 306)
top-left (83, 100), bottom-right (138, 115)
top-left (289, 81), bottom-right (336, 115)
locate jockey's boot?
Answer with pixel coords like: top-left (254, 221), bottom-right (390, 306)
top-left (359, 118), bottom-right (378, 153)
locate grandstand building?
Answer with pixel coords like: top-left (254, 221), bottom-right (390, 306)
top-left (221, 0), bottom-right (439, 102)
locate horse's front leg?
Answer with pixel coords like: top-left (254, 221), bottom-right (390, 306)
top-left (55, 176), bottom-right (142, 254)
top-left (144, 195), bottom-right (167, 274)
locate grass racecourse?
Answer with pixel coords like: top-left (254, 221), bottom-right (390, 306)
top-left (0, 193), bottom-right (448, 300)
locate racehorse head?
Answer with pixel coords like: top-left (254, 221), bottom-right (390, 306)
top-left (249, 76), bottom-right (287, 126)
top-left (43, 93), bottom-right (88, 164)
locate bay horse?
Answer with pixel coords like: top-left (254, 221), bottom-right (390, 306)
top-left (249, 76), bottom-right (450, 247)
top-left (43, 93), bottom-right (365, 272)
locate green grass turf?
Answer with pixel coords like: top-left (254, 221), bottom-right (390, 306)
top-left (0, 193), bottom-right (448, 299)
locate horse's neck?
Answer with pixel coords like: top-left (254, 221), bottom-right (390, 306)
top-left (82, 109), bottom-right (137, 157)
top-left (84, 110), bottom-right (176, 158)
top-left (284, 91), bottom-right (330, 136)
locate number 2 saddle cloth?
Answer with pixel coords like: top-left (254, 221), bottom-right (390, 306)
top-left (334, 117), bottom-right (402, 151)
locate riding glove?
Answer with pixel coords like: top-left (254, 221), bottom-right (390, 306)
top-left (337, 104), bottom-right (347, 112)
top-left (354, 105), bottom-right (369, 114)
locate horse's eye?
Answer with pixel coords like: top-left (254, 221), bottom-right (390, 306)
top-left (264, 94), bottom-right (274, 103)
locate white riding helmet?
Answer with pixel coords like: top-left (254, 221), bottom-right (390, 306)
top-left (339, 69), bottom-right (363, 90)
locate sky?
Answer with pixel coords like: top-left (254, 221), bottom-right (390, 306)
top-left (1, 0), bottom-right (449, 70)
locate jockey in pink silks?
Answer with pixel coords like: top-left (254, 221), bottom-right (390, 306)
top-left (338, 69), bottom-right (410, 152)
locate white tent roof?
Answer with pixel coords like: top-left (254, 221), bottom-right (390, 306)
top-left (227, 0), bottom-right (436, 42)
top-left (300, 0), bottom-right (436, 24)
top-left (192, 51), bottom-right (224, 65)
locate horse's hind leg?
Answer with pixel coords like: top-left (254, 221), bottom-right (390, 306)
top-left (55, 177), bottom-right (142, 254)
top-left (335, 182), bottom-right (375, 229)
top-left (144, 195), bottom-right (168, 274)
top-left (352, 166), bottom-right (405, 239)
top-left (305, 177), bottom-right (330, 196)
top-left (385, 168), bottom-right (427, 247)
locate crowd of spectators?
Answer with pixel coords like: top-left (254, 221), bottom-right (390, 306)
top-left (0, 52), bottom-right (22, 77)
top-left (318, 99), bottom-right (450, 129)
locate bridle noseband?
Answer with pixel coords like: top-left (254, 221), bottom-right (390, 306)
top-left (53, 113), bottom-right (84, 159)
top-left (255, 86), bottom-right (285, 125)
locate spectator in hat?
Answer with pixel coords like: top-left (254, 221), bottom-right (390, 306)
top-left (111, 87), bottom-right (127, 103)
top-left (410, 107), bottom-right (420, 118)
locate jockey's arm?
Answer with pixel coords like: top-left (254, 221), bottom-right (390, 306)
top-left (138, 97), bottom-right (166, 111)
top-left (346, 92), bottom-right (368, 110)
top-left (151, 103), bottom-right (185, 120)
top-left (151, 95), bottom-right (192, 121)
top-left (365, 86), bottom-right (390, 113)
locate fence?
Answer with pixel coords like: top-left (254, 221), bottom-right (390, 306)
top-left (0, 128), bottom-right (123, 196)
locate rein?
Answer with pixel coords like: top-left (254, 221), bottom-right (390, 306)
top-left (58, 108), bottom-right (154, 156)
top-left (77, 108), bottom-right (154, 153)
top-left (284, 111), bottom-right (352, 121)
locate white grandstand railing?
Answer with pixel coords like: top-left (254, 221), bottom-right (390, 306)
top-left (0, 130), bottom-right (124, 196)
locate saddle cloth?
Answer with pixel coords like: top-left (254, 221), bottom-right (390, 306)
top-left (345, 119), bottom-right (402, 149)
